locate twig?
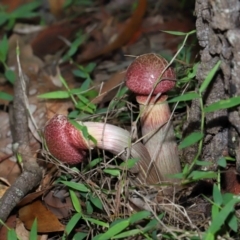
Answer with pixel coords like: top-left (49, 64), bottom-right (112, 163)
top-left (0, 46), bottom-right (42, 225)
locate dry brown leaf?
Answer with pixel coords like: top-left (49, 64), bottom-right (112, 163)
top-left (15, 218), bottom-right (48, 240)
top-left (8, 34), bottom-right (44, 76)
top-left (17, 190), bottom-right (46, 208)
top-left (0, 0), bottom-right (32, 12)
top-left (0, 160), bottom-right (21, 185)
top-left (44, 190), bottom-right (74, 219)
top-left (0, 184), bottom-right (9, 199)
top-left (78, 0), bottom-right (147, 63)
top-left (92, 71), bottom-right (126, 104)
top-left (19, 200), bottom-right (65, 232)
top-left (48, 0), bottom-right (66, 18)
top-left (0, 215), bottom-right (17, 240)
top-left (31, 20), bottom-right (81, 58)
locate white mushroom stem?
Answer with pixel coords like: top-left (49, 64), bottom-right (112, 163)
top-left (136, 95), bottom-right (181, 184)
top-left (80, 121), bottom-right (161, 184)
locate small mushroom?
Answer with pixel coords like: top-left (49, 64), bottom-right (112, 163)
top-left (44, 114), bottom-right (160, 184)
top-left (125, 53), bottom-right (181, 185)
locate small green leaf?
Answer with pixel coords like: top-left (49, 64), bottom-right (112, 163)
top-left (73, 69), bottom-right (88, 79)
top-left (195, 160), bottom-right (212, 166)
top-left (63, 0), bottom-right (74, 8)
top-left (7, 229), bottom-right (18, 240)
top-left (227, 213), bottom-right (238, 232)
top-left (11, 1), bottom-right (41, 18)
top-left (0, 13), bottom-right (8, 27)
top-left (204, 96), bottom-right (240, 113)
top-left (0, 91), bottom-right (13, 101)
top-left (182, 164), bottom-right (190, 175)
top-left (29, 218), bottom-right (37, 240)
top-left (222, 193), bottom-right (234, 205)
top-left (59, 74), bottom-right (70, 90)
top-left (112, 229), bottom-right (142, 239)
top-left (86, 200), bottom-right (93, 214)
top-left (207, 196), bottom-right (240, 235)
top-left (171, 172), bottom-right (184, 179)
top-left (89, 194), bottom-right (103, 210)
top-left (168, 92), bottom-right (200, 103)
top-left (187, 62), bottom-right (199, 79)
top-left (73, 232), bottom-right (88, 240)
top-left (65, 213), bottom-right (82, 236)
top-left (63, 34), bottom-right (86, 61)
top-left (93, 219), bottom-right (130, 240)
top-left (179, 131), bottom-right (204, 149)
top-left (211, 204), bottom-right (219, 220)
top-left (80, 77), bottom-right (91, 91)
top-left (143, 213), bottom-right (164, 232)
top-left (217, 157), bottom-right (227, 168)
top-left (84, 216), bottom-right (109, 228)
top-left (84, 62), bottom-right (96, 73)
top-left (5, 69), bottom-right (16, 84)
top-left (38, 91), bottom-right (70, 99)
top-left (103, 169), bottom-right (120, 177)
top-left (199, 61), bottom-right (221, 94)
top-left (188, 170), bottom-right (217, 180)
top-left (69, 120), bottom-right (97, 145)
top-left (69, 189), bottom-right (81, 213)
top-left (120, 158), bottom-right (139, 169)
top-left (61, 181), bottom-right (90, 192)
top-left (83, 158), bottom-right (102, 172)
top-left (0, 35), bottom-right (8, 63)
top-left (213, 184), bottom-right (222, 206)
top-left (129, 211), bottom-right (151, 224)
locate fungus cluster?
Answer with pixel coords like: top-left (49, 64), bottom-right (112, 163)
top-left (43, 53), bottom-right (181, 187)
top-left (125, 53), bottom-right (181, 184)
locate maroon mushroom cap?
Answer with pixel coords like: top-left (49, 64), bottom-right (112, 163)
top-left (44, 114), bottom-right (88, 165)
top-left (125, 53), bottom-right (176, 95)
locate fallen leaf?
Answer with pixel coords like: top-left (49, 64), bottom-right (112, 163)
top-left (0, 215), bottom-right (17, 240)
top-left (17, 190), bottom-right (46, 208)
top-left (31, 20), bottom-right (83, 58)
top-left (44, 190), bottom-right (75, 219)
top-left (92, 70), bottom-right (126, 104)
top-left (77, 0), bottom-right (147, 63)
top-left (48, 0), bottom-right (66, 18)
top-left (0, 0), bottom-right (32, 12)
top-left (19, 200), bottom-right (65, 232)
top-left (0, 160), bottom-right (21, 186)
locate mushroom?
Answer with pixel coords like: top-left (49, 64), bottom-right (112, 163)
top-left (125, 53), bottom-right (181, 185)
top-left (44, 114), bottom-right (160, 184)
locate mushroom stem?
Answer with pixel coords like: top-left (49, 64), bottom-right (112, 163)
top-left (82, 121), bottom-right (161, 184)
top-left (44, 114), bottom-right (160, 184)
top-left (137, 95), bottom-right (181, 184)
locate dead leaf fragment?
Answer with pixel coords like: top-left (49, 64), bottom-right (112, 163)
top-left (0, 215), bottom-right (17, 240)
top-left (92, 71), bottom-right (126, 104)
top-left (44, 190), bottom-right (74, 219)
top-left (19, 200), bottom-right (65, 232)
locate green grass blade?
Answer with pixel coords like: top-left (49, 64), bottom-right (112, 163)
top-left (0, 91), bottom-right (13, 101)
top-left (69, 189), bottom-right (82, 213)
top-left (29, 218), bottom-right (37, 240)
top-left (168, 92), bottom-right (200, 103)
top-left (204, 96), bottom-right (240, 113)
top-left (199, 61), bottom-right (221, 94)
top-left (61, 181), bottom-right (90, 192)
top-left (38, 91), bottom-right (70, 99)
top-left (65, 213), bottom-right (82, 236)
top-left (179, 131), bottom-right (204, 149)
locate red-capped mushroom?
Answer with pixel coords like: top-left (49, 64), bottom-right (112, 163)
top-left (125, 53), bottom-right (181, 185)
top-left (44, 114), bottom-right (160, 184)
